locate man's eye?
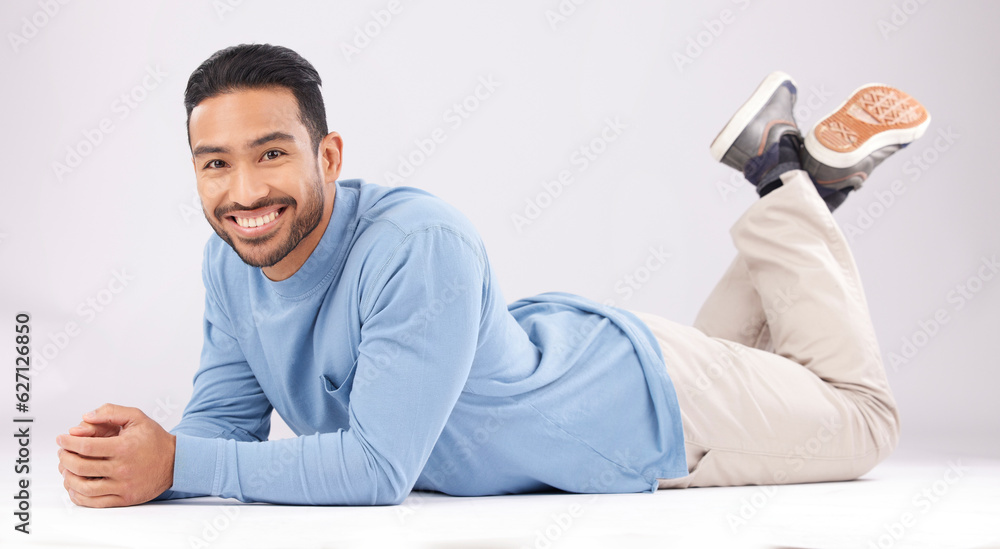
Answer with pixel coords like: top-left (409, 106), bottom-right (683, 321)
top-left (263, 150), bottom-right (284, 161)
top-left (204, 160), bottom-right (227, 169)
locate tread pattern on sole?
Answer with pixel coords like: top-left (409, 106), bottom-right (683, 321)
top-left (814, 86), bottom-right (928, 153)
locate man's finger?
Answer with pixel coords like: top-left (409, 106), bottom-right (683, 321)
top-left (56, 433), bottom-right (117, 458)
top-left (63, 469), bottom-right (116, 499)
top-left (82, 403), bottom-right (141, 428)
top-left (69, 421), bottom-right (121, 438)
top-left (66, 487), bottom-right (126, 509)
top-left (68, 424), bottom-right (93, 435)
top-left (57, 448), bottom-right (111, 478)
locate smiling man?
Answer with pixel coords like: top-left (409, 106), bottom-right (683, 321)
top-left (56, 44), bottom-right (926, 508)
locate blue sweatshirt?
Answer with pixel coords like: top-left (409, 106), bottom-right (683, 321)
top-left (154, 179), bottom-right (686, 505)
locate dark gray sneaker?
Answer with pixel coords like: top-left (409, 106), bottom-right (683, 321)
top-left (710, 71), bottom-right (801, 195)
top-left (802, 83), bottom-right (931, 211)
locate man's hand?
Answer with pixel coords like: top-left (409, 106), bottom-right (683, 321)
top-left (56, 403), bottom-right (176, 508)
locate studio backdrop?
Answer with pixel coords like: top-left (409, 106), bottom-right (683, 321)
top-left (2, 1), bottom-right (997, 486)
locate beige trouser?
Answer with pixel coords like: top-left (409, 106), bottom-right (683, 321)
top-left (630, 170), bottom-right (901, 489)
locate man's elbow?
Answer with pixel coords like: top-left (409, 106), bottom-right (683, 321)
top-left (309, 488), bottom-right (407, 506)
top-left (372, 486), bottom-right (410, 506)
top-left (311, 479), bottom-right (410, 506)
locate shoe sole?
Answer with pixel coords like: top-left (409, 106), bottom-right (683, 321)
top-left (805, 84), bottom-right (930, 169)
top-left (710, 71), bottom-right (797, 162)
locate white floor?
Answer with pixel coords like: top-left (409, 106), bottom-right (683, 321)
top-left (6, 451), bottom-right (999, 549)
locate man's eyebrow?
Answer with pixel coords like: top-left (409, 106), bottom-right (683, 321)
top-left (192, 132), bottom-right (298, 157)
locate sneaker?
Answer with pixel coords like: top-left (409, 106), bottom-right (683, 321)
top-left (710, 71), bottom-right (802, 196)
top-left (802, 84), bottom-right (930, 211)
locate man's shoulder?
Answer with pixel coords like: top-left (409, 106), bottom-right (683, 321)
top-left (202, 231), bottom-right (239, 273)
top-left (200, 233), bottom-right (251, 304)
top-left (352, 179), bottom-right (482, 247)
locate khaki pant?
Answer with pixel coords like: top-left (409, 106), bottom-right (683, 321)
top-left (630, 170), bottom-right (901, 489)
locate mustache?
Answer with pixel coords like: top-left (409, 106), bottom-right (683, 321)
top-left (214, 196), bottom-right (296, 219)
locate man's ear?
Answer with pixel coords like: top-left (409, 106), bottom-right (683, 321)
top-left (318, 131), bottom-right (343, 183)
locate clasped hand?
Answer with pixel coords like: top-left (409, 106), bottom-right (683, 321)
top-left (56, 403), bottom-right (176, 508)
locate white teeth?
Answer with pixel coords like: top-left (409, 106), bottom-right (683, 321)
top-left (234, 210), bottom-right (279, 229)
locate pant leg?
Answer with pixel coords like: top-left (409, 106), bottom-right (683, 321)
top-left (692, 255), bottom-right (773, 352)
top-left (631, 169), bottom-right (901, 488)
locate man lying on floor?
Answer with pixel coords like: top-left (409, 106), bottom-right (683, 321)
top-left (56, 44), bottom-right (928, 507)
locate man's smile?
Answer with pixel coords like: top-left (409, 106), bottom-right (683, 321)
top-left (226, 205), bottom-right (287, 236)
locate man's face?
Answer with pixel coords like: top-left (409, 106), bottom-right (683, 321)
top-left (189, 87), bottom-right (326, 269)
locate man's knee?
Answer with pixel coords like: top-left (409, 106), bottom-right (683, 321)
top-left (869, 394), bottom-right (902, 455)
top-left (851, 395), bottom-right (902, 479)
top-left (876, 405), bottom-right (902, 464)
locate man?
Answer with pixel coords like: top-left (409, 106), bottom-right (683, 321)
top-left (56, 44), bottom-right (927, 507)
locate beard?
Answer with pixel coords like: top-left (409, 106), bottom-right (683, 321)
top-left (204, 173), bottom-right (326, 268)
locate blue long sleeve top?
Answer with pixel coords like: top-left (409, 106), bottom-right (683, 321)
top-left (154, 178), bottom-right (687, 505)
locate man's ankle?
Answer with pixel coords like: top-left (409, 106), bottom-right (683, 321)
top-left (751, 134), bottom-right (802, 197)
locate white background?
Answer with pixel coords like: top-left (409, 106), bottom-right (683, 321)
top-left (2, 0), bottom-right (998, 495)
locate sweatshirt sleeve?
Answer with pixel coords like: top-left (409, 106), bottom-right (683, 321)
top-left (153, 244), bottom-right (275, 501)
top-left (159, 227), bottom-right (485, 505)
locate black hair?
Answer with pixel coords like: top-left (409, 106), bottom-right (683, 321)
top-left (184, 43), bottom-right (328, 153)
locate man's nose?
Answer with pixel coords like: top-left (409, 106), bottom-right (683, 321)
top-left (229, 166), bottom-right (269, 208)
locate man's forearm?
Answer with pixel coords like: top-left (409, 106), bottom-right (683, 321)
top-left (165, 430), bottom-right (409, 506)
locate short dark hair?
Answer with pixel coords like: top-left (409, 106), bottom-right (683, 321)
top-left (184, 43), bottom-right (328, 153)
